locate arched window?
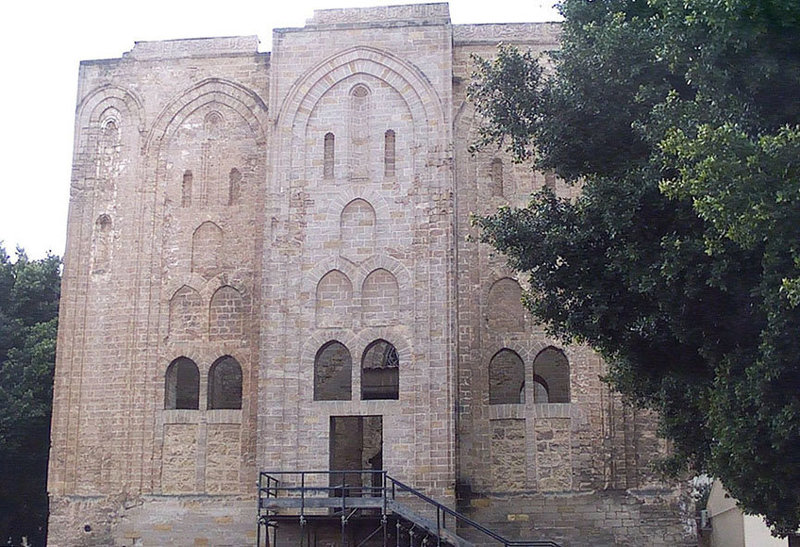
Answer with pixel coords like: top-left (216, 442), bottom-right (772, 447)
top-left (182, 170), bottom-right (193, 207)
top-left (384, 130), bottom-right (396, 177)
top-left (314, 341), bottom-right (352, 401)
top-left (323, 133), bottom-right (335, 179)
top-left (165, 357), bottom-right (200, 410)
top-left (533, 347), bottom-right (570, 403)
top-left (208, 356), bottom-right (243, 410)
top-left (361, 340), bottom-right (399, 400)
top-left (489, 349), bottom-right (525, 404)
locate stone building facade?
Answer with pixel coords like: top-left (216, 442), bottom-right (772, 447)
top-left (48, 3), bottom-right (695, 546)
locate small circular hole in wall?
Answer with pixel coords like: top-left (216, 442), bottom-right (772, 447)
top-left (84, 524), bottom-right (92, 533)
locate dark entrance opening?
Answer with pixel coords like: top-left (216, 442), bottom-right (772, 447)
top-left (329, 416), bottom-right (383, 497)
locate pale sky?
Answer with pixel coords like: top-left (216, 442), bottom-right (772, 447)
top-left (0, 0), bottom-right (560, 259)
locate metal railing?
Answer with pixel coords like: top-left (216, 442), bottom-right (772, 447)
top-left (258, 470), bottom-right (560, 547)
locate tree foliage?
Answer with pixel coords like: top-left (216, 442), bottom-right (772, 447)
top-left (469, 0), bottom-right (800, 534)
top-left (0, 245), bottom-right (60, 546)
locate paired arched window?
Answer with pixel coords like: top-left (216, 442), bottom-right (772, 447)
top-left (361, 339), bottom-right (399, 400)
top-left (312, 339), bottom-right (400, 401)
top-left (164, 356), bottom-right (242, 410)
top-left (488, 347), bottom-right (571, 404)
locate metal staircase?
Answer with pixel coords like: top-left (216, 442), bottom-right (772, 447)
top-left (257, 470), bottom-right (560, 547)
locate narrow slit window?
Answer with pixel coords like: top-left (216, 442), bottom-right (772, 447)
top-left (384, 130), bottom-right (396, 178)
top-left (93, 214), bottom-right (112, 274)
top-left (544, 170), bottom-right (556, 191)
top-left (228, 168), bottom-right (241, 205)
top-left (324, 133), bottom-right (335, 179)
top-left (490, 158), bottom-right (503, 197)
top-left (182, 170), bottom-right (193, 207)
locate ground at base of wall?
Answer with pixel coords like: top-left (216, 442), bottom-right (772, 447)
top-left (458, 488), bottom-right (697, 547)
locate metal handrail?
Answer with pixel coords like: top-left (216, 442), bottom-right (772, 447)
top-left (258, 470), bottom-right (560, 547)
top-left (387, 476), bottom-right (559, 547)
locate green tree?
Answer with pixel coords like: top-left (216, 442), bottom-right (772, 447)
top-left (469, 0), bottom-right (800, 534)
top-left (0, 245), bottom-right (60, 546)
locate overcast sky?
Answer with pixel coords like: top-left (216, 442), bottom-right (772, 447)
top-left (0, 0), bottom-right (560, 259)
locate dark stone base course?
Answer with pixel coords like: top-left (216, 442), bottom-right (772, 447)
top-left (457, 489), bottom-right (696, 547)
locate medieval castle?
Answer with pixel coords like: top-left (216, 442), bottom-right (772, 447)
top-left (48, 3), bottom-right (696, 546)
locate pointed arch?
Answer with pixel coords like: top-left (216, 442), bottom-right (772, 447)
top-left (533, 347), bottom-right (570, 403)
top-left (208, 355), bottom-right (243, 409)
top-left (145, 78), bottom-right (267, 152)
top-left (191, 221), bottom-right (223, 278)
top-left (209, 285), bottom-right (244, 340)
top-left (276, 46), bottom-right (446, 183)
top-left (165, 357), bottom-right (200, 410)
top-left (362, 269), bottom-right (398, 326)
top-left (489, 349), bottom-right (525, 404)
top-left (314, 341), bottom-right (352, 401)
top-left (169, 285), bottom-right (203, 340)
top-left (340, 198), bottom-right (376, 262)
top-left (487, 278), bottom-right (526, 332)
top-left (361, 339), bottom-right (399, 400)
top-left (315, 270), bottom-right (353, 328)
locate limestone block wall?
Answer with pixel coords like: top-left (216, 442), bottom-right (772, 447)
top-left (259, 3), bottom-right (456, 501)
top-left (451, 22), bottom-right (694, 546)
top-left (48, 36), bottom-right (269, 547)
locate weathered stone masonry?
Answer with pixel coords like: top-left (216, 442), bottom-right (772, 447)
top-left (48, 4), bottom-right (695, 546)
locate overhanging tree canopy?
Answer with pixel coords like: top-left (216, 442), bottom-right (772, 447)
top-left (469, 0), bottom-right (800, 534)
